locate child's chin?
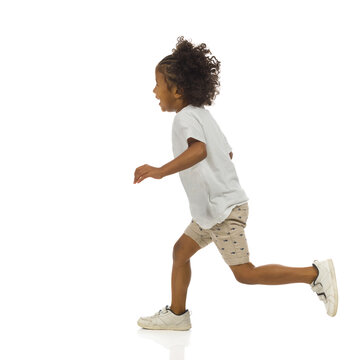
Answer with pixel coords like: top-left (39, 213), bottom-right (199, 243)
top-left (159, 103), bottom-right (172, 112)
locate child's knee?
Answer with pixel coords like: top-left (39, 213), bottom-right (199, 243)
top-left (230, 262), bottom-right (256, 284)
top-left (172, 234), bottom-right (200, 264)
top-left (172, 242), bottom-right (190, 264)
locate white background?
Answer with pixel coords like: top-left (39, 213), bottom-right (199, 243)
top-left (1, 1), bottom-right (359, 359)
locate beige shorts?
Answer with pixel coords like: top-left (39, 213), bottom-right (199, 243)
top-left (184, 202), bottom-right (250, 266)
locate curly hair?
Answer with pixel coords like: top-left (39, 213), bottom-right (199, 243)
top-left (156, 36), bottom-right (221, 107)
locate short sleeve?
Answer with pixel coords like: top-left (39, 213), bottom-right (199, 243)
top-left (175, 112), bottom-right (206, 147)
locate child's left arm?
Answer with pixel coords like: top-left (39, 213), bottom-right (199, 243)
top-left (134, 140), bottom-right (207, 184)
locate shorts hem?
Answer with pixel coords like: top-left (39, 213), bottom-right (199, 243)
top-left (225, 257), bottom-right (250, 266)
top-left (184, 228), bottom-right (208, 248)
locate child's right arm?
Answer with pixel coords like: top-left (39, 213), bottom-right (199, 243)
top-left (159, 141), bottom-right (207, 178)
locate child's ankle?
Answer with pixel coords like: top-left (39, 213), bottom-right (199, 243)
top-left (169, 306), bottom-right (186, 315)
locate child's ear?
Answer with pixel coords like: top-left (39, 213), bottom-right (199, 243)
top-left (174, 86), bottom-right (184, 98)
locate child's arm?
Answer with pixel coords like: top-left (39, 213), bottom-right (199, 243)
top-left (160, 140), bottom-right (207, 178)
top-left (229, 152), bottom-right (233, 159)
top-left (133, 140), bottom-right (206, 184)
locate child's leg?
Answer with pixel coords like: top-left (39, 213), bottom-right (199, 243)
top-left (230, 262), bottom-right (318, 285)
top-left (171, 233), bottom-right (201, 314)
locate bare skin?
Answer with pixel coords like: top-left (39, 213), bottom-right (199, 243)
top-left (170, 233), bottom-right (318, 315)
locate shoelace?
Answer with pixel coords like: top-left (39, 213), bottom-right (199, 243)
top-left (157, 306), bottom-right (169, 315)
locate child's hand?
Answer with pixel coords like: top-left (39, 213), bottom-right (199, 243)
top-left (134, 164), bottom-right (164, 184)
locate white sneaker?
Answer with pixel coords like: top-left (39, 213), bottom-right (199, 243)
top-left (310, 259), bottom-right (338, 317)
top-left (137, 305), bottom-right (192, 331)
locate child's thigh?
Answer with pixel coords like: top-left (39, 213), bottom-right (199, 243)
top-left (183, 219), bottom-right (213, 249)
top-left (173, 221), bottom-right (213, 263)
top-left (210, 203), bottom-right (250, 266)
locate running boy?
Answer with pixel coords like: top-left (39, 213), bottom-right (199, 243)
top-left (134, 36), bottom-right (338, 330)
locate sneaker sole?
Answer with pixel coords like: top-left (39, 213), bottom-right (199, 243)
top-left (327, 259), bottom-right (338, 317)
top-left (137, 319), bottom-right (191, 331)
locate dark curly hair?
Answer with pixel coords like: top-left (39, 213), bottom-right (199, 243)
top-left (156, 36), bottom-right (221, 107)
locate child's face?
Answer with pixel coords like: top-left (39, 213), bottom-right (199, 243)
top-left (153, 69), bottom-right (187, 113)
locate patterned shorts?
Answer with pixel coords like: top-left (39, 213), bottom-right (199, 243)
top-left (184, 203), bottom-right (250, 266)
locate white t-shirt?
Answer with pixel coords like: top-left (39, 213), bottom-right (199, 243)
top-left (172, 104), bottom-right (249, 229)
